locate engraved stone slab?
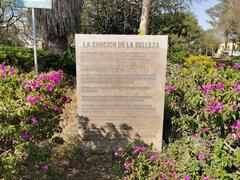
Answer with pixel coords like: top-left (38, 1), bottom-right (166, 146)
top-left (76, 34), bottom-right (168, 150)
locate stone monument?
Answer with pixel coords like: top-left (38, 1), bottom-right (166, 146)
top-left (76, 34), bottom-right (168, 151)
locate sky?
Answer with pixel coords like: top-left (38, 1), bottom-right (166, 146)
top-left (191, 0), bottom-right (219, 30)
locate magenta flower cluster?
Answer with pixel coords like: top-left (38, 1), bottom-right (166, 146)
top-left (149, 153), bottom-right (158, 162)
top-left (166, 84), bottom-right (175, 94)
top-left (133, 146), bottom-right (146, 155)
top-left (31, 117), bottom-right (38, 124)
top-left (230, 120), bottom-right (240, 141)
top-left (202, 82), bottom-right (225, 92)
top-left (234, 86), bottom-right (240, 92)
top-left (124, 159), bottom-right (134, 170)
top-left (202, 84), bottom-right (215, 92)
top-left (62, 95), bottom-right (72, 103)
top-left (41, 163), bottom-right (49, 173)
top-left (198, 151), bottom-right (205, 160)
top-left (26, 94), bottom-right (42, 105)
top-left (114, 147), bottom-right (123, 157)
top-left (201, 80), bottom-right (240, 114)
top-left (21, 131), bottom-right (30, 141)
top-left (213, 63), bottom-right (226, 70)
top-left (159, 160), bottom-right (183, 180)
top-left (206, 101), bottom-right (224, 113)
top-left (0, 64), bottom-right (15, 78)
top-left (233, 63), bottom-right (240, 70)
top-left (24, 80), bottom-right (42, 91)
top-left (24, 70), bottom-right (64, 92)
top-left (21, 70), bottom-right (72, 142)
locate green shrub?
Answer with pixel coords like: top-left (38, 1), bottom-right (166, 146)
top-left (0, 64), bottom-right (71, 179)
top-left (168, 51), bottom-right (186, 64)
top-left (167, 62), bottom-right (239, 136)
top-left (114, 137), bottom-right (239, 179)
top-left (0, 46), bottom-right (76, 75)
top-left (114, 61), bottom-right (240, 179)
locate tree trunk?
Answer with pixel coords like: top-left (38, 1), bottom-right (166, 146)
top-left (139, 0), bottom-right (151, 35)
top-left (34, 0), bottom-right (83, 53)
top-left (43, 36), bottom-right (68, 53)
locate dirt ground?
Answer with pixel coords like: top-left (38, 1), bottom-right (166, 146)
top-left (50, 88), bottom-right (117, 180)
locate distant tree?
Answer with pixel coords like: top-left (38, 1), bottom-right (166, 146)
top-left (149, 11), bottom-right (202, 55)
top-left (139, 0), bottom-right (205, 35)
top-left (207, 0), bottom-right (240, 52)
top-left (82, 0), bottom-right (142, 34)
top-left (199, 29), bottom-right (220, 56)
top-left (0, 0), bottom-right (22, 44)
top-left (83, 0), bottom-right (203, 35)
top-left (35, 0), bottom-right (83, 52)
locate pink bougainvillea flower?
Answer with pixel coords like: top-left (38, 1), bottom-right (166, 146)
top-left (0, 69), bottom-right (7, 78)
top-left (198, 152), bottom-right (205, 160)
top-left (21, 131), bottom-right (30, 141)
top-left (26, 95), bottom-right (42, 105)
top-left (149, 154), bottom-right (158, 162)
top-left (219, 63), bottom-right (226, 68)
top-left (47, 70), bottom-right (64, 85)
top-left (184, 175), bottom-right (190, 180)
top-left (62, 96), bottom-right (72, 103)
top-left (172, 170), bottom-right (177, 177)
top-left (236, 120), bottom-right (240, 128)
top-left (133, 146), bottom-right (146, 155)
top-left (31, 117), bottom-right (38, 124)
top-left (202, 176), bottom-right (209, 180)
top-left (161, 173), bottom-right (167, 180)
top-left (207, 101), bottom-right (224, 113)
top-left (232, 133), bottom-right (239, 141)
top-left (202, 84), bottom-right (215, 92)
top-left (54, 107), bottom-right (62, 114)
top-left (9, 67), bottom-right (15, 75)
top-left (232, 104), bottom-right (238, 110)
top-left (35, 94), bottom-right (42, 101)
top-left (26, 97), bottom-right (36, 105)
top-left (195, 133), bottom-right (201, 139)
top-left (41, 103), bottom-right (47, 110)
top-left (216, 102), bottom-right (224, 112)
top-left (123, 160), bottom-right (134, 170)
top-left (236, 120), bottom-right (240, 129)
top-left (23, 81), bottom-right (43, 91)
top-left (41, 163), bottom-right (49, 173)
top-left (114, 147), bottom-right (123, 157)
top-left (24, 81), bottom-right (35, 91)
top-left (164, 161), bottom-right (172, 168)
top-left (230, 120), bottom-right (240, 130)
top-left (46, 83), bottom-right (54, 92)
top-left (201, 128), bottom-right (208, 133)
top-left (0, 64), bottom-right (7, 78)
top-left (216, 82), bottom-right (225, 90)
top-left (166, 84), bottom-right (174, 94)
top-left (234, 85), bottom-right (240, 92)
top-left (233, 63), bottom-right (240, 70)
top-left (0, 64), bottom-right (6, 69)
